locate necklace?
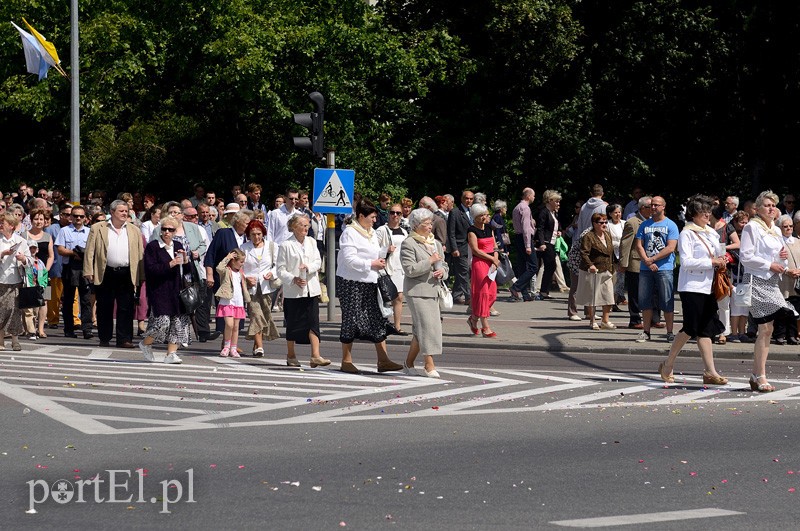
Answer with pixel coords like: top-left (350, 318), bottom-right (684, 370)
top-left (253, 242), bottom-right (266, 262)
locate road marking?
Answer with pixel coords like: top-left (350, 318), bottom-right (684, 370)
top-left (550, 507), bottom-right (745, 527)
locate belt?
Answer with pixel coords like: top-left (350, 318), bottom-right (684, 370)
top-left (106, 265), bottom-right (130, 272)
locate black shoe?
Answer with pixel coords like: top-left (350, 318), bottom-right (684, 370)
top-left (197, 335), bottom-right (208, 343)
top-left (64, 332), bottom-right (78, 339)
top-left (522, 293), bottom-right (535, 302)
top-left (788, 337), bottom-right (800, 346)
top-left (539, 294), bottom-right (555, 301)
top-left (98, 340), bottom-right (111, 347)
top-left (208, 331), bottom-right (221, 340)
top-left (83, 332), bottom-right (94, 340)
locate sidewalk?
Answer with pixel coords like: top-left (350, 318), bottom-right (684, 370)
top-left (313, 287), bottom-right (800, 361)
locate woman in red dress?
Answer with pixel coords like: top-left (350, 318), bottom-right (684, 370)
top-left (467, 203), bottom-right (501, 337)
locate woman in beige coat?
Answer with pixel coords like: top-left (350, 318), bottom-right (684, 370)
top-left (400, 208), bottom-right (449, 378)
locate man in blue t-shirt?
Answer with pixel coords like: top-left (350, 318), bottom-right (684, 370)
top-left (634, 196), bottom-right (679, 343)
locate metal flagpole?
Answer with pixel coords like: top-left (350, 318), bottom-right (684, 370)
top-left (325, 150), bottom-right (336, 322)
top-left (69, 0), bottom-right (80, 203)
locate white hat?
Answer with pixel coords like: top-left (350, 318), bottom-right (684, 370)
top-left (27, 239), bottom-right (39, 249)
top-left (223, 203), bottom-right (240, 215)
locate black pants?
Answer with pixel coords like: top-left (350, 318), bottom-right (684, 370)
top-left (536, 243), bottom-right (556, 295)
top-left (62, 267), bottom-right (92, 336)
top-left (195, 283), bottom-right (211, 337)
top-left (450, 251), bottom-right (471, 302)
top-left (95, 266), bottom-right (135, 344)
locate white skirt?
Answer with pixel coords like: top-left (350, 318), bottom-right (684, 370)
top-left (575, 270), bottom-right (615, 307)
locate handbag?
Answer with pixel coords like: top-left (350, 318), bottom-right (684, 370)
top-left (377, 271), bottom-right (398, 303)
top-left (437, 280), bottom-right (453, 310)
top-left (501, 232), bottom-right (511, 247)
top-left (733, 261), bottom-right (752, 307)
top-left (18, 286), bottom-right (44, 309)
top-left (495, 253), bottom-right (514, 285)
top-left (694, 230), bottom-right (732, 301)
top-left (178, 262), bottom-right (202, 314)
top-left (267, 242), bottom-right (283, 291)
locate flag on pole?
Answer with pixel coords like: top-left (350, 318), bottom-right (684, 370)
top-left (10, 19), bottom-right (66, 80)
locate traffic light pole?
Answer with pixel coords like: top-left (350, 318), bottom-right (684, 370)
top-left (325, 149), bottom-right (336, 322)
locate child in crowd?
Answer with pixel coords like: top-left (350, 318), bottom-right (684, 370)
top-left (215, 249), bottom-right (250, 357)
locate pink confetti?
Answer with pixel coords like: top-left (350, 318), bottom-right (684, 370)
top-left (789, 471), bottom-right (795, 475)
top-left (721, 479), bottom-right (728, 483)
top-left (73, 469), bottom-right (80, 472)
top-left (339, 522), bottom-right (347, 527)
top-left (638, 460), bottom-right (645, 463)
top-left (773, 458), bottom-right (780, 462)
top-left (690, 472), bottom-right (697, 476)
top-left (238, 465), bottom-right (245, 469)
top-left (762, 478), bottom-right (769, 483)
top-left (210, 464), bottom-right (217, 469)
top-left (789, 488), bottom-right (796, 493)
top-left (431, 406), bottom-right (439, 410)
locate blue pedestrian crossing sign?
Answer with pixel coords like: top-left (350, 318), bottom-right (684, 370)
top-left (313, 168), bottom-right (355, 214)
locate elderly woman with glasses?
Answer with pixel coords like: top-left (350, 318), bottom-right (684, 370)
top-left (138, 217), bottom-right (190, 364)
top-left (400, 208), bottom-right (449, 377)
top-left (0, 212), bottom-right (31, 350)
top-left (376, 203), bottom-right (409, 335)
top-left (575, 212), bottom-right (617, 330)
top-left (772, 214), bottom-right (800, 345)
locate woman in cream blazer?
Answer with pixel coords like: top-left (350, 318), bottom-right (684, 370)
top-left (276, 215), bottom-right (329, 368)
top-left (400, 208), bottom-right (449, 378)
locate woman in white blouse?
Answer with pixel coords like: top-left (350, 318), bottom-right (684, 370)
top-left (241, 219), bottom-right (279, 357)
top-left (335, 200), bottom-right (403, 374)
top-left (739, 191), bottom-right (800, 392)
top-left (376, 203), bottom-right (409, 334)
top-left (0, 212), bottom-right (31, 350)
top-left (606, 203), bottom-right (626, 309)
top-left (657, 195), bottom-right (728, 385)
top-left (774, 215), bottom-right (800, 345)
top-left (276, 215), bottom-right (330, 368)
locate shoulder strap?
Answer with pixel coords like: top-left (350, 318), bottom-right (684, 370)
top-left (692, 230), bottom-right (714, 258)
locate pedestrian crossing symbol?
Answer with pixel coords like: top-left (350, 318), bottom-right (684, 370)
top-left (313, 168), bottom-right (355, 214)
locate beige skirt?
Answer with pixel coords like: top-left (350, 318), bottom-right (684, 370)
top-left (575, 270), bottom-right (615, 307)
top-left (246, 286), bottom-right (279, 341)
top-left (407, 296), bottom-right (443, 356)
top-left (0, 283), bottom-right (24, 336)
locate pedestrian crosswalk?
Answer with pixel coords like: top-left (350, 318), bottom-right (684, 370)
top-left (1, 346), bottom-right (798, 435)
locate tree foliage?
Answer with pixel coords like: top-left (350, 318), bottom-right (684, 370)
top-left (1, 1), bottom-right (799, 208)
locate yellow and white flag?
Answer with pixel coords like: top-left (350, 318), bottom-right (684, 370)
top-left (10, 18), bottom-right (65, 80)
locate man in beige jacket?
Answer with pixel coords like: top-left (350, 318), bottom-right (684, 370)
top-left (619, 195), bottom-right (660, 330)
top-left (83, 199), bottom-right (144, 348)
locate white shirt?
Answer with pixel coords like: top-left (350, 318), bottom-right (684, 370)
top-left (676, 226), bottom-right (723, 294)
top-left (336, 225), bottom-right (381, 283)
top-left (241, 240), bottom-right (278, 295)
top-left (0, 233), bottom-right (31, 284)
top-left (740, 221), bottom-right (787, 280)
top-left (140, 220), bottom-right (156, 242)
top-left (267, 205), bottom-right (302, 245)
top-left (106, 222), bottom-right (130, 267)
top-left (607, 219), bottom-right (624, 259)
top-left (276, 235), bottom-right (322, 298)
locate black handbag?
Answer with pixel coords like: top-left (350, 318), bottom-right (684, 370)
top-left (178, 262), bottom-right (202, 314)
top-left (18, 286), bottom-right (44, 309)
top-left (377, 271), bottom-right (398, 303)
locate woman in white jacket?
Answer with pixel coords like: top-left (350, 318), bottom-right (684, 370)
top-left (739, 190), bottom-right (798, 392)
top-left (241, 220), bottom-right (279, 357)
top-left (335, 200), bottom-right (403, 374)
top-left (657, 195), bottom-right (728, 385)
top-left (376, 203), bottom-right (409, 335)
top-left (276, 215), bottom-right (330, 368)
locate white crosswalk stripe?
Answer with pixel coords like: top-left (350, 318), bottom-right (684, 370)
top-left (1, 347), bottom-right (798, 434)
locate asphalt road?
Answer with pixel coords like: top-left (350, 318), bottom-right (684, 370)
top-left (2, 335), bottom-right (800, 529)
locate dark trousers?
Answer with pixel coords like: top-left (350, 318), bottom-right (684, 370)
top-left (95, 266), bottom-right (135, 344)
top-left (773, 296), bottom-right (800, 340)
top-left (451, 252), bottom-right (471, 302)
top-left (536, 243), bottom-right (556, 295)
top-left (512, 234), bottom-right (538, 295)
top-left (62, 268), bottom-right (92, 336)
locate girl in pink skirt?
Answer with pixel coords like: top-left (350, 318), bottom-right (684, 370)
top-left (215, 249), bottom-right (250, 357)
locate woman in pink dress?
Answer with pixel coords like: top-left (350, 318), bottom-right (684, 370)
top-left (467, 203), bottom-right (500, 337)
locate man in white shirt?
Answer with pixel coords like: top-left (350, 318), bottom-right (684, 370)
top-left (83, 200), bottom-right (144, 348)
top-left (267, 188), bottom-right (302, 245)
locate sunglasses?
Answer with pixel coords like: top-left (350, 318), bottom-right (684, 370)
top-left (389, 211), bottom-right (402, 215)
top-left (161, 227), bottom-right (176, 233)
top-left (72, 214), bottom-right (85, 218)
top-left (594, 221), bottom-right (607, 225)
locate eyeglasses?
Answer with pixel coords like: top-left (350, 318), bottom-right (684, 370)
top-left (594, 221), bottom-right (608, 225)
top-left (238, 200), bottom-right (248, 204)
top-left (782, 224), bottom-right (794, 228)
top-left (161, 227), bottom-right (176, 233)
top-left (651, 203), bottom-right (665, 208)
top-left (389, 211), bottom-right (402, 215)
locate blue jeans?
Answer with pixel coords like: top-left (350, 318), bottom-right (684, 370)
top-left (638, 269), bottom-right (674, 313)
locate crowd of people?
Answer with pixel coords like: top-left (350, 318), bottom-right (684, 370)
top-left (1, 181), bottom-right (798, 391)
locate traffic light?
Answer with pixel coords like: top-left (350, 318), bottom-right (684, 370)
top-left (292, 91), bottom-right (325, 160)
